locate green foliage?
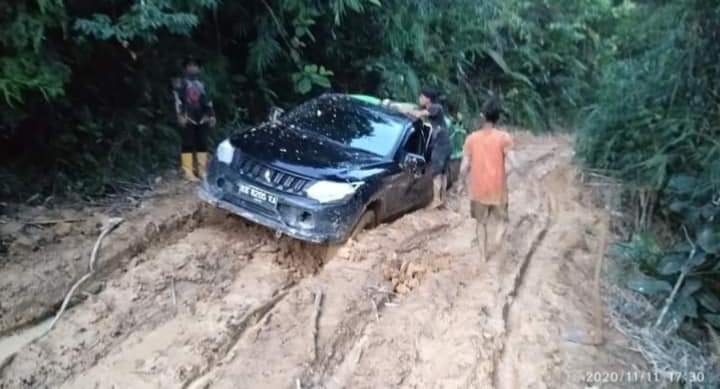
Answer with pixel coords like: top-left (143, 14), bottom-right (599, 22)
top-left (577, 0), bottom-right (720, 335)
top-left (0, 0), bottom-right (67, 107)
top-left (0, 0), bottom-right (626, 199)
top-left (618, 229), bottom-right (719, 332)
top-left (0, 55), bottom-right (69, 106)
top-left (329, 0), bottom-right (381, 25)
top-left (292, 64), bottom-right (333, 94)
top-left (74, 0), bottom-right (219, 43)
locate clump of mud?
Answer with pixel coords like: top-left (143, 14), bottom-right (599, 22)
top-left (383, 258), bottom-right (428, 294)
top-left (274, 239), bottom-right (335, 278)
top-left (382, 255), bottom-right (452, 294)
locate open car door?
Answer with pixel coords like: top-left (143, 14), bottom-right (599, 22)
top-left (403, 121), bottom-right (434, 208)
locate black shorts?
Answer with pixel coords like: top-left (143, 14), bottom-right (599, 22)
top-left (181, 123), bottom-right (208, 153)
top-left (430, 131), bottom-right (451, 176)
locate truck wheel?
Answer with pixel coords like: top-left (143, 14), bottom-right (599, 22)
top-left (351, 210), bottom-right (376, 239)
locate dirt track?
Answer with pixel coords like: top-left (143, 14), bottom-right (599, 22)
top-left (0, 133), bottom-right (646, 388)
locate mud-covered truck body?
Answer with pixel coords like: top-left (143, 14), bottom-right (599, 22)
top-left (200, 93), bottom-right (455, 243)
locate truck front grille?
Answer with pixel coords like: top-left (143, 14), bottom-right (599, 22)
top-left (234, 157), bottom-right (309, 195)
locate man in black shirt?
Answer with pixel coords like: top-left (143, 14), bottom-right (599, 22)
top-left (173, 57), bottom-right (217, 181)
top-left (406, 88), bottom-right (452, 208)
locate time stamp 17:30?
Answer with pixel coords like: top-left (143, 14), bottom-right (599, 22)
top-left (584, 370), bottom-right (705, 384)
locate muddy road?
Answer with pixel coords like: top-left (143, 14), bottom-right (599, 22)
top-left (0, 134), bottom-right (645, 388)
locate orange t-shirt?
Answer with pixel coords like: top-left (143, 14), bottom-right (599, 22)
top-left (463, 128), bottom-right (513, 205)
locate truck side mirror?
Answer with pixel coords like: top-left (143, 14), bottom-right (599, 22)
top-left (403, 153), bottom-right (426, 178)
top-left (403, 153), bottom-right (418, 169)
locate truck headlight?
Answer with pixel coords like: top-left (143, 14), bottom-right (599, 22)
top-left (305, 181), bottom-right (363, 203)
top-left (216, 139), bottom-right (235, 164)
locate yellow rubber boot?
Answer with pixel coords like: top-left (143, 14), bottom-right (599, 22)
top-left (196, 152), bottom-right (208, 181)
top-left (181, 153), bottom-right (199, 182)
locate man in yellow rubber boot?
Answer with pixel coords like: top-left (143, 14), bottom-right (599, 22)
top-left (173, 57), bottom-right (216, 181)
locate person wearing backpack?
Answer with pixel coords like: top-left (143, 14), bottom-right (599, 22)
top-left (173, 57), bottom-right (217, 181)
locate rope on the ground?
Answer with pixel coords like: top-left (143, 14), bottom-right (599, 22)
top-left (45, 217), bottom-right (124, 335)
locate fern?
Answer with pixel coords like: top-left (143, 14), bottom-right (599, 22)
top-left (247, 24), bottom-right (283, 75)
top-left (73, 0), bottom-right (214, 43)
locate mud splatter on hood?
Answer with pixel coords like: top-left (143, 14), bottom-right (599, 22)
top-left (229, 123), bottom-right (384, 176)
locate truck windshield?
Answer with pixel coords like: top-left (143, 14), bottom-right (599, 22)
top-left (282, 95), bottom-right (407, 157)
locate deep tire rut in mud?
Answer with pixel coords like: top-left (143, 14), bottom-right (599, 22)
top-left (492, 188), bottom-right (554, 389)
top-left (1, 134), bottom-right (647, 389)
top-left (182, 289), bottom-right (291, 389)
top-left (0, 189), bottom-right (207, 337)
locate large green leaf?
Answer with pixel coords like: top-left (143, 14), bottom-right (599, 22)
top-left (687, 251), bottom-right (707, 269)
top-left (668, 200), bottom-right (688, 214)
top-left (697, 291), bottom-right (720, 313)
top-left (697, 226), bottom-right (720, 254)
top-left (667, 174), bottom-right (697, 194)
top-left (704, 314), bottom-right (720, 329)
top-left (483, 48), bottom-right (533, 87)
top-left (669, 295), bottom-right (699, 321)
top-left (679, 279), bottom-right (703, 298)
top-left (700, 204), bottom-right (720, 220)
top-left (657, 253), bottom-right (686, 275)
top-left (627, 273), bottom-right (672, 295)
top-left (296, 78), bottom-right (312, 94)
top-left (312, 75), bottom-right (331, 88)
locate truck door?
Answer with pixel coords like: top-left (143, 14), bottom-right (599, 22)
top-left (386, 122), bottom-right (433, 215)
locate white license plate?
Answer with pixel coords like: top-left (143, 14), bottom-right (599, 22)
top-left (238, 184), bottom-right (278, 205)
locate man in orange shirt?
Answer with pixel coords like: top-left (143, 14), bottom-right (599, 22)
top-left (460, 99), bottom-right (515, 262)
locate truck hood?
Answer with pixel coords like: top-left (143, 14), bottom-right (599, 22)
top-left (229, 123), bottom-right (386, 179)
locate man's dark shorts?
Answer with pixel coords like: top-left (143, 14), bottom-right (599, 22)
top-left (181, 123), bottom-right (209, 153)
top-left (431, 129), bottom-right (451, 176)
top-left (470, 201), bottom-right (509, 224)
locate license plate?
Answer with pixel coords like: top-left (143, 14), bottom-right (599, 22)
top-left (238, 184), bottom-right (278, 205)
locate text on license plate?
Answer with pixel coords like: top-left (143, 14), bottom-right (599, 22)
top-left (238, 184), bottom-right (278, 205)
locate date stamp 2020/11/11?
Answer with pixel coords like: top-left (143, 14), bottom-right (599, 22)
top-left (583, 370), bottom-right (706, 385)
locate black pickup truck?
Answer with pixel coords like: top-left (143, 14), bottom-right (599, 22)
top-left (199, 93), bottom-right (456, 243)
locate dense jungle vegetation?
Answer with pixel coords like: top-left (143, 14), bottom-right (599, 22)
top-left (1, 0), bottom-right (719, 365)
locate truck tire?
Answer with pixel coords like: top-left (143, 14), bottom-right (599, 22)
top-left (351, 210), bottom-right (376, 239)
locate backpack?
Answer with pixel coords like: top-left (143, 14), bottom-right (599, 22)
top-left (183, 79), bottom-right (206, 112)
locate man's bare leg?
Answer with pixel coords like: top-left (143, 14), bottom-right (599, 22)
top-left (493, 220), bottom-right (507, 251)
top-left (430, 174), bottom-right (447, 209)
top-left (476, 221), bottom-right (488, 262)
top-left (472, 221), bottom-right (480, 246)
top-left (430, 176), bottom-right (439, 208)
top-left (438, 173), bottom-right (447, 208)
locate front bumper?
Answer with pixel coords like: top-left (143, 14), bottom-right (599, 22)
top-left (198, 162), bottom-right (362, 244)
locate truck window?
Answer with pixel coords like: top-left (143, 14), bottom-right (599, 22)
top-left (404, 124), bottom-right (427, 156)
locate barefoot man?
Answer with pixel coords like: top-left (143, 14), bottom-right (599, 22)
top-left (460, 99), bottom-right (515, 261)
